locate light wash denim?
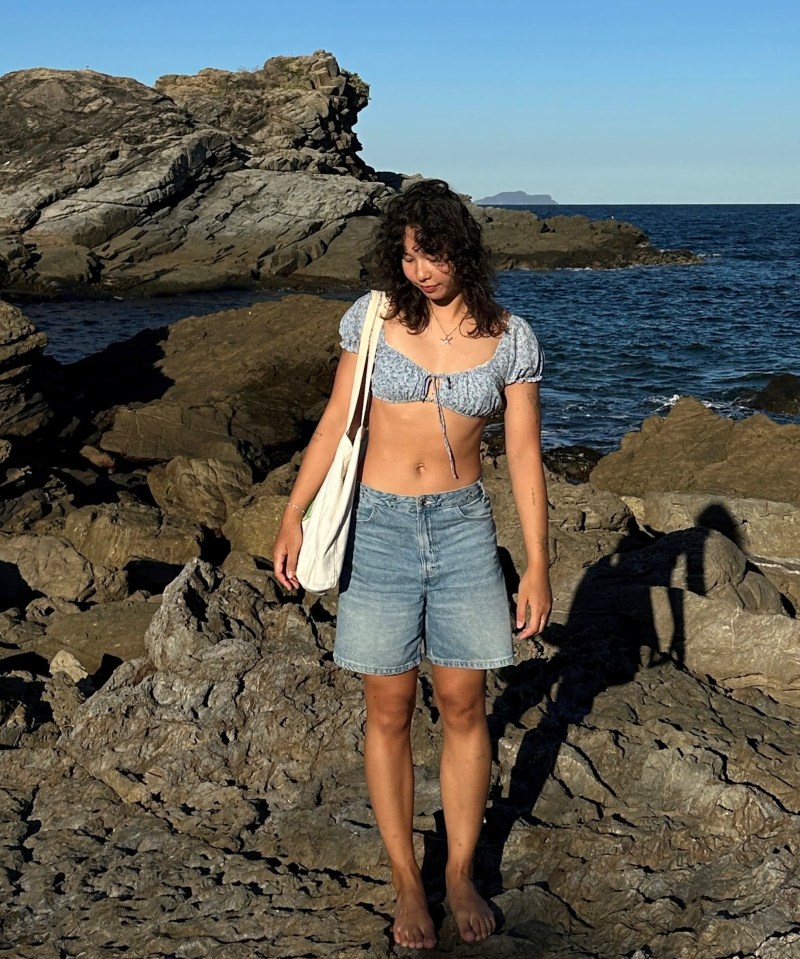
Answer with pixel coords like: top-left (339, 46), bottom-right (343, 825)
top-left (334, 481), bottom-right (514, 674)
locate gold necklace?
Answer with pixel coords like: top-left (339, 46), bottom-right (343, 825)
top-left (429, 305), bottom-right (465, 345)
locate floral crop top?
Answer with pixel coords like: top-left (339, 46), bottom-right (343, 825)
top-left (339, 293), bottom-right (544, 477)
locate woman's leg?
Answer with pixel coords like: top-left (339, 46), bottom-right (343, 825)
top-left (362, 669), bottom-right (436, 950)
top-left (430, 665), bottom-right (496, 942)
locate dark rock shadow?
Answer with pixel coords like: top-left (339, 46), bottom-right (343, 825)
top-left (63, 325), bottom-right (172, 413)
top-left (1, 325), bottom-right (174, 519)
top-left (694, 503), bottom-right (743, 549)
top-left (90, 653), bottom-right (124, 690)
top-left (124, 558), bottom-right (185, 594)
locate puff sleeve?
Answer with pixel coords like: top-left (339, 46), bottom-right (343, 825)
top-left (338, 293), bottom-right (372, 353)
top-left (504, 314), bottom-right (544, 385)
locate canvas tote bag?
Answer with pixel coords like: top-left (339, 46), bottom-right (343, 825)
top-left (296, 290), bottom-right (385, 593)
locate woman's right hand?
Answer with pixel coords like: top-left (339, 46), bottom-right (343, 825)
top-left (272, 513), bottom-right (303, 591)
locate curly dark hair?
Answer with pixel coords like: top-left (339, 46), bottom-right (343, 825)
top-left (374, 179), bottom-right (506, 337)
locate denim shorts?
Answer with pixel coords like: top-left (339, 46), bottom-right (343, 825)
top-left (334, 480), bottom-right (514, 675)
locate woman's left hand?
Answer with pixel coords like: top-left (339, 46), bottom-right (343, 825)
top-left (515, 565), bottom-right (552, 640)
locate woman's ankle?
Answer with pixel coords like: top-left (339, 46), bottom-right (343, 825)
top-left (445, 861), bottom-right (474, 882)
top-left (391, 862), bottom-right (424, 887)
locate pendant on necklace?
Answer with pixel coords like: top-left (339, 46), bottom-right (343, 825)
top-left (441, 335), bottom-right (453, 345)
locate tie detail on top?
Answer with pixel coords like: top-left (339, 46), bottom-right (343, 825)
top-left (423, 374), bottom-right (458, 478)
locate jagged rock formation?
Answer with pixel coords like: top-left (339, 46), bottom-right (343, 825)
top-left (0, 301), bottom-right (53, 436)
top-left (0, 53), bottom-right (698, 297)
top-left (156, 51), bottom-right (372, 178)
top-left (2, 557), bottom-right (799, 957)
top-left (0, 55), bottom-right (386, 296)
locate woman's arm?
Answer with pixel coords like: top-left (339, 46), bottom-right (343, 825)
top-left (272, 350), bottom-right (359, 590)
top-left (503, 380), bottom-right (552, 638)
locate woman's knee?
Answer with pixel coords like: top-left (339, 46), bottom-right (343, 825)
top-left (430, 668), bottom-right (487, 734)
top-left (363, 672), bottom-right (417, 736)
top-left (436, 694), bottom-right (487, 734)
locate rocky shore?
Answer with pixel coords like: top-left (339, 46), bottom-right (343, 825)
top-left (0, 51), bottom-right (698, 299)
top-left (1, 292), bottom-right (800, 958)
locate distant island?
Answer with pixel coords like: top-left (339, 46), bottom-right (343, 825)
top-left (475, 191), bottom-right (558, 206)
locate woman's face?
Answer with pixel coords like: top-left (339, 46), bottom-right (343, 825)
top-left (401, 227), bottom-right (461, 302)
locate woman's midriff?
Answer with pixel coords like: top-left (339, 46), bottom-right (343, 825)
top-left (361, 397), bottom-right (487, 494)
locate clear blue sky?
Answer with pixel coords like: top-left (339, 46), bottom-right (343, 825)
top-left (3, 0), bottom-right (798, 203)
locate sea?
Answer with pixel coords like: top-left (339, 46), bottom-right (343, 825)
top-left (17, 204), bottom-right (800, 453)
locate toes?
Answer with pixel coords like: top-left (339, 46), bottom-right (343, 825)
top-left (395, 925), bottom-right (434, 950)
top-left (456, 912), bottom-right (495, 942)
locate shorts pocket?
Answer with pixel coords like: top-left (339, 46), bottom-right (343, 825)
top-left (354, 500), bottom-right (377, 525)
top-left (454, 493), bottom-right (493, 520)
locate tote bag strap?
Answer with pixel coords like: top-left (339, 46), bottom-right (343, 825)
top-left (345, 290), bottom-right (385, 434)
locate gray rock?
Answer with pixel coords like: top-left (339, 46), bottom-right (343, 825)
top-left (646, 587), bottom-right (800, 706)
top-left (147, 456), bottom-right (253, 528)
top-left (0, 466), bottom-right (73, 534)
top-left (0, 60), bottom-right (387, 297)
top-left (0, 60), bottom-right (696, 297)
top-left (155, 51), bottom-right (372, 179)
top-left (549, 525), bottom-right (790, 694)
top-left (0, 670), bottom-right (50, 746)
top-left (585, 527), bottom-right (786, 617)
top-left (43, 599), bottom-right (156, 673)
top-left (78, 443), bottom-right (116, 469)
top-left (62, 501), bottom-right (204, 570)
top-left (0, 557), bottom-right (795, 957)
top-left (0, 533), bottom-right (127, 604)
top-left (484, 454), bottom-right (636, 613)
top-left (642, 490), bottom-right (800, 563)
top-left (292, 213), bottom-right (381, 285)
top-left (755, 559), bottom-right (800, 617)
top-left (220, 550), bottom-right (281, 603)
top-left (99, 294), bottom-right (348, 467)
top-left (222, 489), bottom-right (288, 560)
top-left (25, 596), bottom-right (81, 623)
top-left (49, 649), bottom-right (90, 682)
top-left (42, 669), bottom-right (88, 731)
top-left (0, 301), bottom-right (53, 436)
top-left (100, 400), bottom-right (251, 465)
top-left (739, 372), bottom-right (800, 416)
top-left (476, 205), bottom-right (700, 270)
top-left (60, 561), bottom-right (372, 826)
top-left (0, 609), bottom-right (45, 652)
top-left (591, 396), bottom-right (800, 505)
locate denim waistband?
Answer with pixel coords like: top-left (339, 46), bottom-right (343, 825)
top-left (357, 479), bottom-right (486, 513)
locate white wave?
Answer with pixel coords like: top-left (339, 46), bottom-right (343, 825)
top-left (649, 393), bottom-right (684, 413)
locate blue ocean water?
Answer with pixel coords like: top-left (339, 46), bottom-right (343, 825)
top-left (17, 204), bottom-right (800, 451)
top-left (498, 204), bottom-right (800, 449)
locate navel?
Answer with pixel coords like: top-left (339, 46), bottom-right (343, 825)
top-left (415, 463), bottom-right (427, 475)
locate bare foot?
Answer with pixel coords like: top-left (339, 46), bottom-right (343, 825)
top-left (446, 872), bottom-right (495, 943)
top-left (393, 874), bottom-right (437, 950)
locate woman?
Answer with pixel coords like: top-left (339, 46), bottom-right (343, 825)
top-left (272, 179), bottom-right (551, 949)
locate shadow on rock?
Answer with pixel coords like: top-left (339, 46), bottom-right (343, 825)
top-left (63, 326), bottom-right (172, 415)
top-left (438, 508), bottom-right (743, 907)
